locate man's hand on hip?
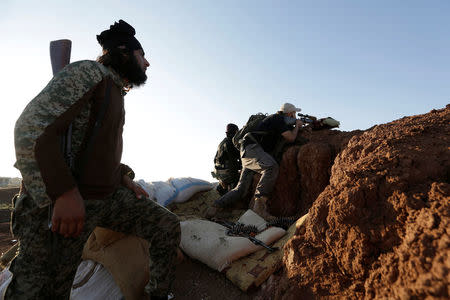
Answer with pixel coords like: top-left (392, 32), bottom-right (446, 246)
top-left (52, 187), bottom-right (85, 238)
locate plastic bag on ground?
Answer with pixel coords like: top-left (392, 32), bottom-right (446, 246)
top-left (0, 268), bottom-right (12, 299)
top-left (0, 261), bottom-right (124, 300)
top-left (70, 260), bottom-right (123, 300)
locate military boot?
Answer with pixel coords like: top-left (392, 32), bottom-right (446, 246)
top-left (252, 196), bottom-right (275, 221)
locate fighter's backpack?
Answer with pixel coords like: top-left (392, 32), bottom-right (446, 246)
top-left (232, 113), bottom-right (267, 150)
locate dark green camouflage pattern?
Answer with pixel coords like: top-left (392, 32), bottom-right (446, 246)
top-left (5, 186), bottom-right (181, 299)
top-left (14, 60), bottom-right (124, 208)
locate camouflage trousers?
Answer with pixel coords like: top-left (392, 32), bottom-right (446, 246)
top-left (5, 185), bottom-right (181, 299)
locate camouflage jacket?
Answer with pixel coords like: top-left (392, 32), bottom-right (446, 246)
top-left (14, 60), bottom-right (134, 208)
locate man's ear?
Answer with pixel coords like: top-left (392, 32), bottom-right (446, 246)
top-left (117, 46), bottom-right (131, 61)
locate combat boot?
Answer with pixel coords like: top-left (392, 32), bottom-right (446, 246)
top-left (252, 196), bottom-right (275, 221)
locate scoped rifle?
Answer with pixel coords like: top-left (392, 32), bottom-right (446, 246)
top-left (217, 220), bottom-right (279, 253)
top-left (297, 113), bottom-right (317, 125)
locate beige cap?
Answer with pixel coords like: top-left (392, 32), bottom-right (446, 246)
top-left (280, 103), bottom-right (301, 113)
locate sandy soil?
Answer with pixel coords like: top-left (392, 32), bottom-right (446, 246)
top-left (173, 258), bottom-right (253, 300)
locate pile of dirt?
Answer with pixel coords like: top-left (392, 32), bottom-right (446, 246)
top-left (267, 105), bottom-right (449, 299)
top-left (262, 128), bottom-right (362, 217)
top-left (222, 120), bottom-right (361, 217)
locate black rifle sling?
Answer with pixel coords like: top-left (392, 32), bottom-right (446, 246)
top-left (75, 79), bottom-right (113, 179)
top-left (65, 124), bottom-right (74, 169)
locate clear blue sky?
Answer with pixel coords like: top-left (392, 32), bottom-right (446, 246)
top-left (0, 0), bottom-right (448, 182)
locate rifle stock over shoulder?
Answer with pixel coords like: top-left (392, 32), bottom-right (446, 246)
top-left (50, 39), bottom-right (72, 75)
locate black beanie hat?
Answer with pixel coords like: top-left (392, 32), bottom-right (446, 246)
top-left (97, 20), bottom-right (143, 52)
top-left (226, 123), bottom-right (239, 135)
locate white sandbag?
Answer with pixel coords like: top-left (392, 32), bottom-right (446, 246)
top-left (180, 210), bottom-right (286, 272)
top-left (168, 177), bottom-right (213, 203)
top-left (137, 177), bottom-right (212, 206)
top-left (70, 260), bottom-right (123, 300)
top-left (0, 268), bottom-right (12, 299)
top-left (136, 179), bottom-right (157, 200)
top-left (321, 117), bottom-right (340, 128)
top-left (0, 262), bottom-right (123, 300)
top-left (237, 209), bottom-right (268, 232)
top-left (136, 180), bottom-right (177, 207)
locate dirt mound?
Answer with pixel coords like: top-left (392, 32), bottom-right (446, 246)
top-left (266, 129), bottom-right (361, 216)
top-left (270, 106), bottom-right (450, 299)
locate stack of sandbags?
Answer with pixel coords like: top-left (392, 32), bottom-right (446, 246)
top-left (137, 177), bottom-right (213, 207)
top-left (225, 213), bottom-right (309, 291)
top-left (179, 210), bottom-right (286, 271)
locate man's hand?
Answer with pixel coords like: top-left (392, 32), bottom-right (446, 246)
top-left (52, 187), bottom-right (85, 238)
top-left (282, 119), bottom-right (303, 143)
top-left (122, 175), bottom-right (149, 199)
top-left (295, 119), bottom-right (304, 127)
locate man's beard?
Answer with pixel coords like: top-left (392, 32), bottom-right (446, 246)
top-left (119, 55), bottom-right (147, 87)
top-left (98, 49), bottom-right (148, 87)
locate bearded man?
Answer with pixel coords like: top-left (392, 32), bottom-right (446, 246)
top-left (6, 20), bottom-right (180, 300)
